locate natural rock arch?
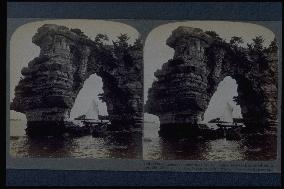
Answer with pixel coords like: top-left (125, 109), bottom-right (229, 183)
top-left (202, 76), bottom-right (241, 122)
top-left (10, 24), bottom-right (143, 136)
top-left (145, 26), bottom-right (278, 136)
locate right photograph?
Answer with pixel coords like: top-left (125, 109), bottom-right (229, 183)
top-left (143, 21), bottom-right (278, 161)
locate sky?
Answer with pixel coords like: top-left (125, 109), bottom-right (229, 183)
top-left (143, 21), bottom-right (275, 123)
top-left (69, 74), bottom-right (107, 119)
top-left (10, 19), bottom-right (139, 120)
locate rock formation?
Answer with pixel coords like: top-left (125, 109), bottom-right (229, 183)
top-left (11, 24), bottom-right (143, 136)
top-left (145, 26), bottom-right (278, 136)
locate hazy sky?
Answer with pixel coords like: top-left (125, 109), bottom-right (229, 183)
top-left (69, 74), bottom-right (107, 119)
top-left (10, 19), bottom-right (139, 120)
top-left (143, 21), bottom-right (275, 122)
top-left (202, 76), bottom-right (242, 122)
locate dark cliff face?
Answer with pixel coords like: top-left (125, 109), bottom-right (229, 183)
top-left (145, 26), bottom-right (278, 132)
top-left (89, 36), bottom-right (143, 129)
top-left (145, 27), bottom-right (214, 126)
top-left (11, 24), bottom-right (143, 132)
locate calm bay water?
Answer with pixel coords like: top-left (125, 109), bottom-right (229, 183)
top-left (10, 120), bottom-right (276, 160)
top-left (10, 120), bottom-right (142, 159)
top-left (143, 122), bottom-right (277, 160)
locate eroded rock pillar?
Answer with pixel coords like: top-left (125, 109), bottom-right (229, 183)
top-left (145, 27), bottom-right (213, 136)
top-left (10, 24), bottom-right (92, 136)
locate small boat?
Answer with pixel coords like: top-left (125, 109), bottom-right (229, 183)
top-left (202, 102), bottom-right (246, 140)
top-left (91, 122), bottom-right (110, 137)
top-left (198, 123), bottom-right (225, 139)
top-left (216, 123), bottom-right (237, 129)
top-left (72, 99), bottom-right (111, 137)
top-left (215, 121), bottom-right (243, 141)
top-left (64, 121), bottom-right (92, 137)
top-left (143, 137), bottom-right (152, 142)
top-left (225, 126), bottom-right (242, 140)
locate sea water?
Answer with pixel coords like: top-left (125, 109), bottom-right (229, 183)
top-left (9, 120), bottom-right (142, 159)
top-left (143, 122), bottom-right (277, 160)
top-left (9, 120), bottom-right (276, 160)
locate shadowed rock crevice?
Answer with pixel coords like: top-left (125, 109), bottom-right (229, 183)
top-left (145, 26), bottom-right (278, 135)
top-left (11, 24), bottom-right (143, 136)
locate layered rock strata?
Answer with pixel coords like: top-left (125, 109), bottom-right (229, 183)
top-left (145, 26), bottom-right (278, 136)
top-left (11, 24), bottom-right (143, 136)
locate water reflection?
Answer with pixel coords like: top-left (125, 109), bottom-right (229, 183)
top-left (10, 120), bottom-right (142, 159)
top-left (143, 122), bottom-right (277, 160)
top-left (20, 137), bottom-right (76, 158)
top-left (105, 131), bottom-right (142, 159)
top-left (239, 134), bottom-right (277, 160)
top-left (159, 137), bottom-right (210, 160)
top-left (10, 120), bottom-right (277, 160)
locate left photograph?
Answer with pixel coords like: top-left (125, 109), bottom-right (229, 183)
top-left (9, 20), bottom-right (143, 159)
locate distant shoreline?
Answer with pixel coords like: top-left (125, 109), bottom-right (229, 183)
top-left (10, 119), bottom-right (22, 121)
top-left (144, 121), bottom-right (157, 124)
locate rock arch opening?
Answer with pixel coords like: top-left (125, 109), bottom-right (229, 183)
top-left (69, 74), bottom-right (108, 120)
top-left (203, 76), bottom-right (242, 124)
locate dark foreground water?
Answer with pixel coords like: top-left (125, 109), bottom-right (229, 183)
top-left (143, 123), bottom-right (277, 160)
top-left (10, 121), bottom-right (276, 160)
top-left (10, 120), bottom-right (142, 159)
